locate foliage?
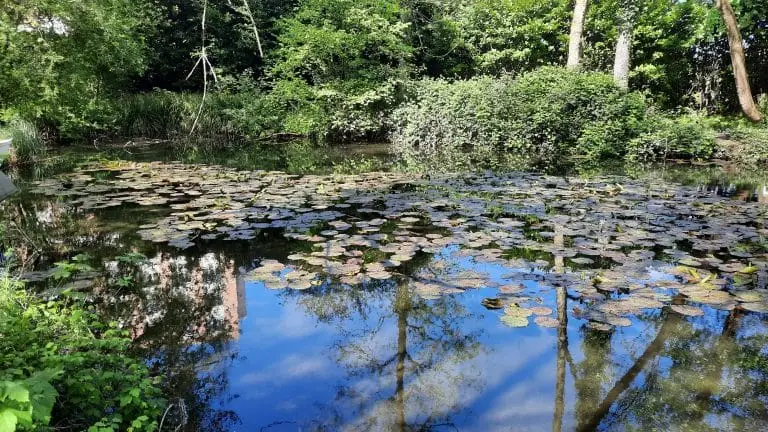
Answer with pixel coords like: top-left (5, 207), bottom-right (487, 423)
top-left (581, 0), bottom-right (710, 107)
top-left (0, 274), bottom-right (164, 431)
top-left (266, 0), bottom-right (414, 140)
top-left (450, 0), bottom-right (569, 75)
top-left (626, 113), bottom-right (718, 163)
top-left (112, 252), bottom-right (148, 289)
top-left (0, 0), bottom-right (157, 138)
top-left (718, 124), bottom-right (768, 167)
top-left (391, 75), bottom-right (519, 171)
top-left (505, 67), bottom-right (648, 166)
top-left (0, 371), bottom-right (58, 432)
top-left (392, 67), bottom-right (649, 172)
top-left (115, 91), bottom-right (253, 151)
top-left (1, 0), bottom-right (766, 152)
top-left (52, 254), bottom-right (94, 281)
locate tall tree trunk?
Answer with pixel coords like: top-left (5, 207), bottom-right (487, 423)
top-left (613, 1), bottom-right (637, 90)
top-left (567, 0), bottom-right (589, 68)
top-left (715, 0), bottom-right (764, 122)
top-left (612, 19), bottom-right (632, 89)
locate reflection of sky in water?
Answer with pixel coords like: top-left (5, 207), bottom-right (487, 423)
top-left (226, 283), bottom-right (563, 431)
top-left (196, 251), bottom-right (768, 431)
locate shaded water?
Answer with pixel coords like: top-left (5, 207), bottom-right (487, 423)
top-left (1, 145), bottom-right (768, 431)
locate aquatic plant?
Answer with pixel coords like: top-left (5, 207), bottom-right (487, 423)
top-left (26, 161), bottom-right (768, 332)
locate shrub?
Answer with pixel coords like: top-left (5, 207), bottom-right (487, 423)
top-left (718, 125), bottom-right (768, 167)
top-left (0, 274), bottom-right (165, 431)
top-left (758, 94), bottom-right (768, 122)
top-left (504, 67), bottom-right (647, 167)
top-left (261, 76), bottom-right (406, 142)
top-left (391, 67), bottom-right (649, 172)
top-left (626, 113), bottom-right (718, 163)
top-left (391, 76), bottom-right (518, 171)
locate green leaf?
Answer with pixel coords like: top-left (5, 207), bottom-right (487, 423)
top-left (7, 409), bottom-right (31, 428)
top-left (0, 409), bottom-right (18, 432)
top-left (3, 382), bottom-right (29, 404)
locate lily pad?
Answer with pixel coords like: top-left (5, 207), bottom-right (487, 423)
top-left (670, 304), bottom-right (705, 317)
top-left (500, 315), bottom-right (529, 328)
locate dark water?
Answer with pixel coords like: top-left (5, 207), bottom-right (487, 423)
top-left (1, 145), bottom-right (768, 431)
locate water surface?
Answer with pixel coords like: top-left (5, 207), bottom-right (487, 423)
top-left (1, 146), bottom-right (767, 431)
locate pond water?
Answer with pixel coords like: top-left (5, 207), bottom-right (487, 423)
top-left (1, 144), bottom-right (768, 431)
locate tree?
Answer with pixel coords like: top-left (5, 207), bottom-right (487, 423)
top-left (612, 0), bottom-right (638, 89)
top-left (451, 0), bottom-right (569, 75)
top-left (0, 0), bottom-right (156, 135)
top-left (715, 0), bottom-right (764, 122)
top-left (567, 0), bottom-right (589, 68)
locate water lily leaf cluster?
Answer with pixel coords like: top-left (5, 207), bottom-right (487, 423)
top-left (28, 161), bottom-right (768, 331)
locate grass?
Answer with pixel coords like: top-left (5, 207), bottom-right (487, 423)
top-left (115, 92), bottom-right (251, 152)
top-left (1, 119), bottom-right (46, 165)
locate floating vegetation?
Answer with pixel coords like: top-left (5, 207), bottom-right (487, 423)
top-left (481, 298), bottom-right (505, 309)
top-left (501, 315), bottom-right (530, 328)
top-left (534, 316), bottom-right (560, 328)
top-left (24, 161), bottom-right (768, 331)
top-left (670, 304), bottom-right (705, 317)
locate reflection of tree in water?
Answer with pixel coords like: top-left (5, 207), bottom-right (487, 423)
top-left (553, 212), bottom-right (768, 432)
top-left (0, 200), bottom-right (107, 269)
top-left (1, 196), bottom-right (246, 431)
top-left (104, 251), bottom-right (246, 432)
top-left (571, 305), bottom-right (768, 431)
top-left (601, 309), bottom-right (768, 431)
top-left (287, 258), bottom-right (486, 431)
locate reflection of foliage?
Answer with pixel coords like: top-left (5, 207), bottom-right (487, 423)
top-left (108, 252), bottom-right (243, 432)
top-left (0, 201), bottom-right (101, 269)
top-left (617, 311), bottom-right (768, 431)
top-left (0, 196), bottom-right (158, 278)
top-left (574, 309), bottom-right (768, 431)
top-left (287, 273), bottom-right (485, 430)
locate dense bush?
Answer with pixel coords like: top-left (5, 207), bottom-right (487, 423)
top-left (392, 67), bottom-right (649, 171)
top-left (450, 0), bottom-right (569, 75)
top-left (626, 114), bottom-right (718, 163)
top-left (0, 275), bottom-right (164, 431)
top-left (0, 0), bottom-right (156, 138)
top-left (718, 125), bottom-right (768, 167)
top-left (505, 67), bottom-right (648, 165)
top-left (390, 76), bottom-right (514, 171)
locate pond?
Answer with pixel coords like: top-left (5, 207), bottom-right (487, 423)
top-left (1, 144), bottom-right (767, 431)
